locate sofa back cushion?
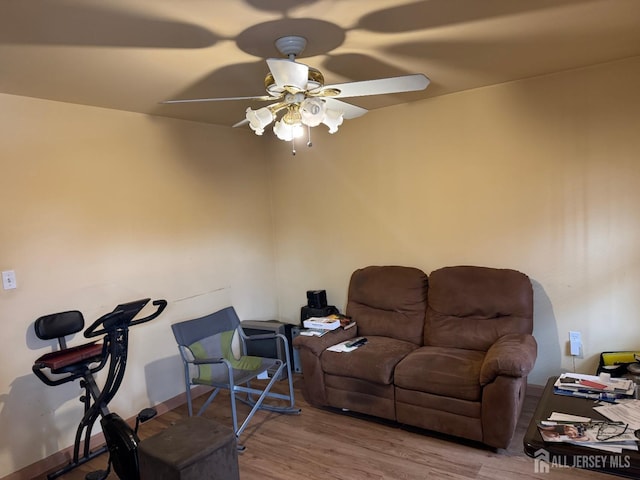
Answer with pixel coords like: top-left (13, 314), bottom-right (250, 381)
top-left (346, 265), bottom-right (428, 345)
top-left (425, 266), bottom-right (533, 351)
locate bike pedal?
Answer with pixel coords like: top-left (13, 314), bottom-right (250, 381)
top-left (85, 469), bottom-right (109, 480)
top-left (138, 407), bottom-right (157, 423)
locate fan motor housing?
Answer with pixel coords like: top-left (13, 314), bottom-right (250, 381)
top-left (265, 67), bottom-right (324, 95)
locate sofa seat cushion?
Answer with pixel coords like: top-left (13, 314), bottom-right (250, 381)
top-left (394, 346), bottom-right (485, 401)
top-left (321, 336), bottom-right (419, 385)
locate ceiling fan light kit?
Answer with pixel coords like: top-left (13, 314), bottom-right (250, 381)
top-left (247, 95), bottom-right (344, 137)
top-left (162, 34), bottom-right (429, 154)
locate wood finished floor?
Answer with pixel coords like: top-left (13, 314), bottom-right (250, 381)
top-left (51, 376), bottom-right (612, 480)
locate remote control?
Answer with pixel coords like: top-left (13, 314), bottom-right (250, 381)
top-left (346, 337), bottom-right (367, 348)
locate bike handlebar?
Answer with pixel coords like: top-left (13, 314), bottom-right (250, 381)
top-left (84, 299), bottom-right (167, 338)
top-left (131, 299), bottom-right (167, 326)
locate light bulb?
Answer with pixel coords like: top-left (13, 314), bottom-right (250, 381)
top-left (300, 98), bottom-right (326, 127)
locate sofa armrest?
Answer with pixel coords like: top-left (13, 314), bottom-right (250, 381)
top-left (292, 328), bottom-right (358, 356)
top-left (479, 333), bottom-right (537, 385)
top-left (292, 328), bottom-right (358, 408)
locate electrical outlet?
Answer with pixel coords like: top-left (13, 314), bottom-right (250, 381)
top-left (569, 331), bottom-right (581, 356)
top-left (2, 270), bottom-right (17, 290)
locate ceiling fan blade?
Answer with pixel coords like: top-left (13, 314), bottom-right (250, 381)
top-left (318, 74), bottom-right (430, 99)
top-left (324, 98), bottom-right (368, 120)
top-left (161, 95), bottom-right (276, 104)
top-left (266, 58), bottom-right (310, 91)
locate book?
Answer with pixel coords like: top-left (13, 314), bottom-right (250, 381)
top-left (342, 320), bottom-right (357, 330)
top-left (554, 373), bottom-right (634, 396)
top-left (299, 328), bottom-right (329, 337)
top-left (303, 316), bottom-right (341, 330)
top-left (580, 379), bottom-right (608, 390)
top-left (537, 419), bottom-right (637, 445)
top-left (553, 387), bottom-right (619, 403)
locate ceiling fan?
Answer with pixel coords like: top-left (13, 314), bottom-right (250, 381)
top-left (162, 35), bottom-right (430, 153)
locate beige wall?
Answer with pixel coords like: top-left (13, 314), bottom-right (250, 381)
top-left (271, 56), bottom-right (640, 386)
top-left (2, 55), bottom-right (640, 477)
top-left (0, 95), bottom-right (276, 476)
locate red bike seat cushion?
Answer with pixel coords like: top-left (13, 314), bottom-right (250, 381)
top-left (35, 342), bottom-right (103, 371)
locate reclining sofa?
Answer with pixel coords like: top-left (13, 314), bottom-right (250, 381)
top-left (293, 265), bottom-right (537, 449)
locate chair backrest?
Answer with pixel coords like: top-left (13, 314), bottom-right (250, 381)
top-left (171, 306), bottom-right (241, 348)
top-left (425, 265), bottom-right (534, 351)
top-left (346, 265), bottom-right (429, 345)
top-left (34, 311), bottom-right (85, 349)
top-left (171, 306), bottom-right (267, 382)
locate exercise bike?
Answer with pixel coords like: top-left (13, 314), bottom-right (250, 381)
top-left (33, 298), bottom-right (167, 480)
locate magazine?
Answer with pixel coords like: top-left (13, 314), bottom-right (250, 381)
top-left (537, 420), bottom-right (637, 445)
top-left (299, 328), bottom-right (329, 337)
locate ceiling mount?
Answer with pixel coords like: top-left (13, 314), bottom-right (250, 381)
top-left (274, 35), bottom-right (307, 59)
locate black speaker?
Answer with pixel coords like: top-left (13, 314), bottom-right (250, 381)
top-left (306, 290), bottom-right (327, 309)
top-left (301, 305), bottom-right (338, 322)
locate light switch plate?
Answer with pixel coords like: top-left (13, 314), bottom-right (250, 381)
top-left (2, 270), bottom-right (17, 290)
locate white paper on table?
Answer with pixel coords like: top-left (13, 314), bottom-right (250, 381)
top-left (545, 411), bottom-right (639, 452)
top-left (326, 340), bottom-right (358, 353)
top-left (594, 400), bottom-right (640, 430)
top-left (548, 412), bottom-right (595, 423)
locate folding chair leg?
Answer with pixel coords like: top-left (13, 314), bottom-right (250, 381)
top-left (229, 387), bottom-right (239, 437)
top-left (186, 386), bottom-right (193, 417)
top-left (197, 388), bottom-right (221, 417)
top-left (183, 365), bottom-right (194, 417)
top-left (235, 372), bottom-right (279, 438)
top-left (234, 363), bottom-right (301, 438)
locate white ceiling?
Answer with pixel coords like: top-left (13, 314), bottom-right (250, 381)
top-left (1, 0), bottom-right (639, 128)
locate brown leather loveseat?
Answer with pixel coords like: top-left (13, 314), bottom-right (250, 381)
top-left (293, 265), bottom-right (537, 449)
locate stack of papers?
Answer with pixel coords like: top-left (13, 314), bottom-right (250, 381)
top-left (554, 373), bottom-right (635, 402)
top-left (538, 412), bottom-right (639, 453)
top-left (595, 399), bottom-right (640, 431)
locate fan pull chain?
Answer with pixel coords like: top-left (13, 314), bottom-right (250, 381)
top-left (307, 125), bottom-right (313, 148)
top-left (291, 136), bottom-right (296, 156)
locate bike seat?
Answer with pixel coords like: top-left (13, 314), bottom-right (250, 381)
top-left (35, 342), bottom-right (104, 373)
top-left (33, 310), bottom-right (106, 386)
